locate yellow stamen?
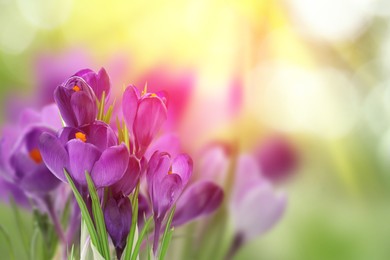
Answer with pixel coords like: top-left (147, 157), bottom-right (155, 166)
top-left (29, 148), bottom-right (42, 164)
top-left (73, 85), bottom-right (81, 92)
top-left (150, 93), bottom-right (157, 97)
top-left (75, 132), bottom-right (87, 142)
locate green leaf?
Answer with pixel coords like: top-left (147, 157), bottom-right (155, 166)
top-left (0, 224), bottom-right (15, 260)
top-left (159, 228), bottom-right (174, 260)
top-left (10, 197), bottom-right (29, 258)
top-left (85, 171), bottom-right (111, 260)
top-left (30, 227), bottom-right (39, 260)
top-left (159, 205), bottom-right (176, 260)
top-left (64, 169), bottom-right (101, 255)
top-left (131, 216), bottom-right (153, 260)
top-left (123, 183), bottom-right (140, 260)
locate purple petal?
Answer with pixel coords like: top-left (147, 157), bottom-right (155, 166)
top-left (24, 126), bottom-right (54, 152)
top-left (39, 132), bottom-right (69, 183)
top-left (81, 122), bottom-right (117, 152)
top-left (111, 155), bottom-right (141, 196)
top-left (75, 68), bottom-right (111, 100)
top-left (171, 154), bottom-right (193, 186)
top-left (196, 144), bottom-right (230, 185)
top-left (40, 104), bottom-right (63, 130)
top-left (122, 85), bottom-right (140, 133)
top-left (134, 96), bottom-right (167, 157)
top-left (19, 108), bottom-right (41, 127)
top-left (173, 181), bottom-right (223, 227)
top-left (146, 152), bottom-right (171, 193)
top-left (153, 173), bottom-right (182, 219)
top-left (96, 68), bottom-right (111, 99)
top-left (104, 196), bottom-right (132, 250)
top-left (70, 91), bottom-right (97, 127)
top-left (66, 139), bottom-right (101, 186)
top-left (19, 164), bottom-right (61, 193)
top-left (0, 178), bottom-right (29, 208)
top-left (230, 181), bottom-right (287, 242)
top-left (54, 86), bottom-right (77, 127)
top-left (91, 144), bottom-right (129, 188)
top-left (144, 134), bottom-right (181, 161)
top-left (9, 153), bottom-right (36, 180)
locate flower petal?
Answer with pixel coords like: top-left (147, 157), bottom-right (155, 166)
top-left (54, 86), bottom-right (76, 127)
top-left (173, 181), bottom-right (223, 227)
top-left (171, 154), bottom-right (193, 186)
top-left (111, 155), bottom-right (141, 196)
top-left (66, 139), bottom-right (101, 186)
top-left (70, 91), bottom-right (97, 127)
top-left (134, 96), bottom-right (167, 157)
top-left (91, 144), bottom-right (129, 188)
top-left (144, 134), bottom-right (181, 161)
top-left (104, 196), bottom-right (132, 251)
top-left (122, 85), bottom-right (140, 133)
top-left (39, 132), bottom-right (69, 183)
top-left (153, 173), bottom-right (182, 219)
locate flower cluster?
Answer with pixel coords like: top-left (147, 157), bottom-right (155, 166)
top-left (1, 67), bottom-right (223, 259)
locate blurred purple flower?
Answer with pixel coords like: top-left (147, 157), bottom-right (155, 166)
top-left (172, 181), bottom-right (223, 227)
top-left (230, 154), bottom-right (286, 244)
top-left (146, 151), bottom-right (192, 253)
top-left (255, 136), bottom-right (297, 182)
top-left (39, 121), bottom-right (129, 188)
top-left (0, 104), bottom-right (63, 195)
top-left (122, 85), bottom-right (168, 158)
top-left (54, 76), bottom-right (97, 127)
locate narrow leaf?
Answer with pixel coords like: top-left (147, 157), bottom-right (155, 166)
top-left (10, 197), bottom-right (29, 258)
top-left (159, 205), bottom-right (176, 259)
top-left (85, 171), bottom-right (111, 259)
top-left (131, 216), bottom-right (153, 260)
top-left (123, 183), bottom-right (140, 260)
top-left (0, 225), bottom-right (15, 260)
top-left (64, 169), bottom-right (101, 254)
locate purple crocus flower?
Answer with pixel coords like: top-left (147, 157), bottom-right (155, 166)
top-left (229, 154), bottom-right (286, 250)
top-left (0, 104), bottom-right (63, 194)
top-left (54, 76), bottom-right (98, 127)
top-left (146, 151), bottom-right (192, 253)
top-left (122, 85), bottom-right (168, 158)
top-left (172, 180), bottom-right (223, 227)
top-left (104, 196), bottom-right (132, 259)
top-left (74, 68), bottom-right (111, 101)
top-left (39, 121), bottom-right (129, 188)
top-left (104, 155), bottom-right (145, 258)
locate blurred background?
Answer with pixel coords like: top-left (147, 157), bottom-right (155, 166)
top-left (1, 0), bottom-right (390, 259)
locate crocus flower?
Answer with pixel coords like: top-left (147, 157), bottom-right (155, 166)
top-left (229, 154), bottom-right (286, 251)
top-left (39, 121), bottom-right (129, 188)
top-left (74, 67), bottom-right (111, 101)
top-left (122, 85), bottom-right (168, 158)
top-left (172, 181), bottom-right (223, 227)
top-left (104, 196), bottom-right (132, 259)
top-left (0, 104), bottom-right (63, 194)
top-left (54, 76), bottom-right (98, 127)
top-left (146, 151), bottom-right (192, 253)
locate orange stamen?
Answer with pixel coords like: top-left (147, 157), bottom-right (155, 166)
top-left (72, 85), bottom-right (81, 92)
top-left (75, 132), bottom-right (87, 142)
top-left (150, 93), bottom-right (157, 97)
top-left (29, 148), bottom-right (42, 164)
